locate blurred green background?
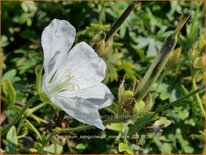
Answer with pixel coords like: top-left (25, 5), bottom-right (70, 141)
top-left (1, 1), bottom-right (205, 154)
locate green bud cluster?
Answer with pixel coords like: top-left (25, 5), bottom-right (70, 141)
top-left (118, 79), bottom-right (154, 115)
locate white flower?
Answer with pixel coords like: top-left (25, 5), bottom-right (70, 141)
top-left (41, 19), bottom-right (114, 130)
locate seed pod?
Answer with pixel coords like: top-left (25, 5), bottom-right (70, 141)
top-left (135, 34), bottom-right (177, 101)
top-left (135, 12), bottom-right (191, 102)
top-left (105, 1), bottom-right (137, 42)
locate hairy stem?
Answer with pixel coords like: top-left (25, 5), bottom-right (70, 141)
top-left (54, 118), bottom-right (123, 135)
top-left (54, 84), bottom-right (203, 135)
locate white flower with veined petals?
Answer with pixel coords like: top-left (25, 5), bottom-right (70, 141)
top-left (41, 19), bottom-right (114, 130)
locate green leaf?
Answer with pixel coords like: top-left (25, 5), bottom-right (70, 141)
top-left (1, 35), bottom-right (9, 47)
top-left (21, 1), bottom-right (37, 13)
top-left (6, 126), bottom-right (18, 153)
top-left (130, 44), bottom-right (145, 60)
top-left (2, 80), bottom-right (16, 106)
top-left (106, 123), bottom-right (124, 131)
top-left (160, 92), bottom-right (170, 100)
top-left (190, 130), bottom-right (205, 141)
top-left (119, 62), bottom-right (136, 80)
top-left (128, 112), bottom-right (157, 136)
top-left (136, 37), bottom-right (162, 57)
top-left (76, 143), bottom-right (86, 150)
top-left (193, 57), bottom-right (204, 69)
top-left (2, 69), bottom-right (17, 81)
top-left (153, 117), bottom-right (172, 128)
top-left (118, 142), bottom-right (134, 154)
top-left (158, 142), bottom-right (172, 154)
top-left (105, 102), bottom-right (120, 115)
top-left (176, 128), bottom-right (194, 153)
top-left (43, 144), bottom-right (63, 154)
top-left (120, 24), bottom-right (127, 38)
top-left (166, 107), bottom-right (189, 122)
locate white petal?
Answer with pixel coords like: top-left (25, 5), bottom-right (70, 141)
top-left (59, 83), bottom-right (114, 109)
top-left (64, 42), bottom-right (107, 88)
top-left (51, 95), bottom-right (105, 130)
top-left (41, 19), bottom-right (76, 77)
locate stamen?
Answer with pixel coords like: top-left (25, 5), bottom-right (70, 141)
top-left (49, 70), bottom-right (57, 83)
top-left (48, 68), bottom-right (79, 95)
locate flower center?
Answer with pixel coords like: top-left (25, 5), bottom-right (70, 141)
top-left (48, 68), bottom-right (79, 95)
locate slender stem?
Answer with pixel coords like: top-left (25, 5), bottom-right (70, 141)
top-left (1, 95), bottom-right (39, 136)
top-left (28, 102), bottom-right (47, 114)
top-left (15, 105), bottom-right (48, 124)
top-left (54, 125), bottom-right (94, 134)
top-left (105, 1), bottom-right (137, 42)
top-left (28, 113), bottom-right (48, 124)
top-left (54, 118), bottom-right (123, 135)
top-left (156, 85), bottom-right (204, 113)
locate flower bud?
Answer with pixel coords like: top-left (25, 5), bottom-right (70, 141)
top-left (123, 90), bottom-right (134, 98)
top-left (195, 72), bottom-right (204, 82)
top-left (193, 56), bottom-right (205, 69)
top-left (118, 79), bottom-right (140, 114)
top-left (134, 100), bottom-right (146, 114)
top-left (144, 92), bottom-right (154, 112)
top-left (118, 80), bottom-right (125, 105)
top-left (91, 32), bottom-right (109, 57)
top-left (188, 46), bottom-right (199, 62)
top-left (121, 90), bottom-right (135, 114)
top-left (95, 39), bottom-right (106, 56)
top-left (168, 47), bottom-right (181, 63)
top-left (134, 93), bottom-right (153, 115)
